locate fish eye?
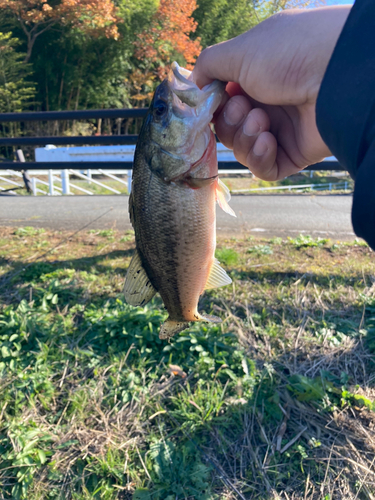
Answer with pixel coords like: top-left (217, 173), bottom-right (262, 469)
top-left (153, 100), bottom-right (168, 120)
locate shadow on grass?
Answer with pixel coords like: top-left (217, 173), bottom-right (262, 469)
top-left (1, 253), bottom-right (375, 498)
top-left (0, 248), bottom-right (135, 299)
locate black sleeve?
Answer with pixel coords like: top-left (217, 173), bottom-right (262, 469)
top-left (316, 0), bottom-right (375, 250)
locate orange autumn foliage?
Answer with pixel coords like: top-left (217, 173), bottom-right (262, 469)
top-left (0, 0), bottom-right (119, 61)
top-left (134, 0), bottom-right (201, 79)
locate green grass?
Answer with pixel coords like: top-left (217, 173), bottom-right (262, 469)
top-left (1, 228), bottom-right (375, 499)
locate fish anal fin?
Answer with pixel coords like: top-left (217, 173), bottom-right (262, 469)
top-left (124, 249), bottom-right (156, 307)
top-left (159, 320), bottom-right (190, 340)
top-left (204, 258), bottom-right (232, 290)
top-left (216, 178), bottom-right (236, 217)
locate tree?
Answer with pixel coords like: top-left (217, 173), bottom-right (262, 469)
top-left (0, 32), bottom-right (35, 113)
top-left (0, 0), bottom-right (119, 62)
top-left (193, 0), bottom-right (322, 49)
top-left (192, 0), bottom-right (258, 48)
top-left (134, 0), bottom-right (201, 81)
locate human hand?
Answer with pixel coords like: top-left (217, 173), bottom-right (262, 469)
top-left (192, 6), bottom-right (351, 180)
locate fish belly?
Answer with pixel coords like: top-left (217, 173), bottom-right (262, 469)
top-left (132, 168), bottom-right (216, 322)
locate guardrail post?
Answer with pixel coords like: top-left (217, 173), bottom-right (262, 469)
top-left (48, 169), bottom-right (54, 196)
top-left (87, 169), bottom-right (92, 184)
top-left (329, 183), bottom-right (332, 191)
top-left (127, 169), bottom-right (132, 194)
top-left (31, 177), bottom-right (37, 196)
top-left (345, 181), bottom-right (348, 191)
top-left (61, 169), bottom-right (70, 195)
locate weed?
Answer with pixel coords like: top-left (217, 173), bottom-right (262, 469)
top-left (14, 227), bottom-right (46, 236)
top-left (88, 229), bottom-right (115, 240)
top-left (0, 227), bottom-right (374, 499)
top-left (215, 247), bottom-right (239, 266)
top-left (288, 233), bottom-right (330, 248)
top-left (247, 244), bottom-right (273, 255)
top-left (269, 237), bottom-right (283, 245)
top-left (120, 230), bottom-right (135, 243)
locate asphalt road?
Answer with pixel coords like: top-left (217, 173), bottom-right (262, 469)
top-left (0, 194), bottom-right (356, 239)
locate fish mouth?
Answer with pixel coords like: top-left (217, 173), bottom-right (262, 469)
top-left (168, 62), bottom-right (225, 124)
top-left (160, 62), bottom-right (225, 166)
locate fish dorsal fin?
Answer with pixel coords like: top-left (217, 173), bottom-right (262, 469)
top-left (124, 249), bottom-right (156, 306)
top-left (216, 178), bottom-right (236, 217)
top-left (204, 258), bottom-right (232, 290)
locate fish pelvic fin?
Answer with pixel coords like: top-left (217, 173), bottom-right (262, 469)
top-left (124, 249), bottom-right (156, 307)
top-left (216, 178), bottom-right (236, 217)
top-left (159, 319), bottom-right (190, 340)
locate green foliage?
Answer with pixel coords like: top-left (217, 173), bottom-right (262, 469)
top-left (247, 244), bottom-right (273, 255)
top-left (288, 374), bottom-right (334, 403)
top-left (134, 441), bottom-right (212, 500)
top-left (88, 229), bottom-right (115, 240)
top-left (0, 32), bottom-right (35, 113)
top-left (287, 234), bottom-right (329, 248)
top-left (1, 230), bottom-right (375, 498)
top-left (341, 389), bottom-right (375, 411)
top-left (215, 247), bottom-right (239, 266)
top-left (14, 227), bottom-right (46, 236)
top-left (192, 0), bottom-right (258, 48)
top-left (269, 237), bottom-right (282, 245)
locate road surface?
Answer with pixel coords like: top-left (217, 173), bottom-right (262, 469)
top-left (0, 194), bottom-right (355, 239)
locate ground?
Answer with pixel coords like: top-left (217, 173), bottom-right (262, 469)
top-left (0, 226), bottom-right (375, 499)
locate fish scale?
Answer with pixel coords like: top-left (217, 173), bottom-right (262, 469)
top-left (124, 62), bottom-right (235, 339)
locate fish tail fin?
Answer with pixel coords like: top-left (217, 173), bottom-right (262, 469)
top-left (197, 313), bottom-right (222, 324)
top-left (159, 319), bottom-right (190, 340)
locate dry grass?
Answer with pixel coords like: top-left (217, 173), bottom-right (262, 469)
top-left (0, 227), bottom-right (375, 499)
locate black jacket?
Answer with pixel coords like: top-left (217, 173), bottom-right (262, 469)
top-left (316, 0), bottom-right (375, 249)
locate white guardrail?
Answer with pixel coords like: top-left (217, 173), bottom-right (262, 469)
top-left (0, 145), bottom-right (343, 196)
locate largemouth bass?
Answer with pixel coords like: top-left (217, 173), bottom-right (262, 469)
top-left (124, 62), bottom-right (235, 340)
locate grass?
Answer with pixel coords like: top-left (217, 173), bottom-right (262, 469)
top-left (1, 227), bottom-right (375, 499)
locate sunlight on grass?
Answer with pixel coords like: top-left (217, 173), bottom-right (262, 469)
top-left (0, 228), bottom-right (374, 499)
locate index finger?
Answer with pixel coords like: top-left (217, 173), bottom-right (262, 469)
top-left (192, 37), bottom-right (245, 89)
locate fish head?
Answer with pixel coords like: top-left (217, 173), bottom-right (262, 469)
top-left (144, 62), bottom-right (225, 182)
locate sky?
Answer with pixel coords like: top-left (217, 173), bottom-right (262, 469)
top-left (325, 0), bottom-right (354, 4)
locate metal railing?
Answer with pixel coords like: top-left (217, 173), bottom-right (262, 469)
top-left (0, 108), bottom-right (345, 195)
top-left (0, 108), bottom-right (343, 170)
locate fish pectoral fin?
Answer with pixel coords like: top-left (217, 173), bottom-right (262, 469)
top-left (204, 258), bottom-right (232, 290)
top-left (184, 175), bottom-right (217, 189)
top-left (216, 178), bottom-right (236, 217)
top-left (159, 319), bottom-right (190, 340)
top-left (124, 249), bottom-right (156, 307)
top-left (198, 313), bottom-right (222, 324)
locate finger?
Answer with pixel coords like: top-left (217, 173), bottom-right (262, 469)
top-left (231, 108), bottom-right (271, 167)
top-left (192, 38), bottom-right (246, 89)
top-left (244, 133), bottom-right (307, 181)
top-left (212, 83), bottom-right (249, 124)
top-left (214, 95), bottom-right (252, 150)
top-left (212, 91), bottom-right (229, 124)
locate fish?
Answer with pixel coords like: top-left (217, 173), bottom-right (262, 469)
top-left (124, 61), bottom-right (236, 340)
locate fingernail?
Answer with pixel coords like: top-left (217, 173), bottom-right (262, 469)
top-left (243, 115), bottom-right (260, 136)
top-left (224, 101), bottom-right (245, 126)
top-left (253, 137), bottom-right (268, 157)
